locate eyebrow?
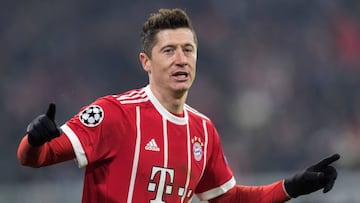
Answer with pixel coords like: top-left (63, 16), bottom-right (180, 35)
top-left (159, 43), bottom-right (195, 52)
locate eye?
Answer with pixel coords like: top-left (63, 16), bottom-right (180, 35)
top-left (163, 47), bottom-right (175, 55)
top-left (183, 46), bottom-right (194, 55)
top-left (184, 48), bottom-right (192, 52)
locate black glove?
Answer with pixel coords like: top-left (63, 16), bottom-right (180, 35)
top-left (284, 153), bottom-right (340, 198)
top-left (26, 103), bottom-right (62, 147)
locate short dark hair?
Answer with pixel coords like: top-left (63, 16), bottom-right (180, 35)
top-left (141, 8), bottom-right (197, 57)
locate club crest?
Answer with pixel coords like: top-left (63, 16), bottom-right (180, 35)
top-left (192, 136), bottom-right (204, 161)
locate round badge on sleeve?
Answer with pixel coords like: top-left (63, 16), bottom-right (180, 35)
top-left (79, 105), bottom-right (104, 127)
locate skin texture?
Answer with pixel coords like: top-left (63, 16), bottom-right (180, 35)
top-left (139, 28), bottom-right (197, 114)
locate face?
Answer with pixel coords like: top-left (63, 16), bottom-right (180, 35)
top-left (140, 28), bottom-right (197, 97)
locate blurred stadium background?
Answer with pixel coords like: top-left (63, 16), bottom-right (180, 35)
top-left (1, 0), bottom-right (360, 202)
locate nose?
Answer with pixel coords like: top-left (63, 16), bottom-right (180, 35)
top-left (175, 49), bottom-right (188, 67)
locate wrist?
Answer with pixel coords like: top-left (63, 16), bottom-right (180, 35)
top-left (284, 178), bottom-right (298, 198)
top-left (282, 179), bottom-right (293, 199)
top-left (27, 133), bottom-right (46, 147)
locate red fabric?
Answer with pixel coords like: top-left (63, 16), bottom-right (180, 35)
top-left (17, 134), bottom-right (75, 167)
top-left (209, 180), bottom-right (291, 203)
top-left (62, 86), bottom-right (235, 202)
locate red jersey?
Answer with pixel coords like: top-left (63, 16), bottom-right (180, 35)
top-left (61, 85), bottom-right (235, 203)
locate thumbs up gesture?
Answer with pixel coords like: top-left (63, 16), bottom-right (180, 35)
top-left (26, 103), bottom-right (62, 146)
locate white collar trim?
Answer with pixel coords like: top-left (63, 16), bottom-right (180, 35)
top-left (144, 85), bottom-right (188, 125)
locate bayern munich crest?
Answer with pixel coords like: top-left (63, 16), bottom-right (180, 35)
top-left (192, 136), bottom-right (204, 161)
top-left (79, 105), bottom-right (104, 127)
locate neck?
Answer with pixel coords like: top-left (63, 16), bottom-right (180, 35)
top-left (149, 85), bottom-right (188, 114)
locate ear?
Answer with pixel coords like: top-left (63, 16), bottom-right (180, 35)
top-left (139, 53), bottom-right (151, 73)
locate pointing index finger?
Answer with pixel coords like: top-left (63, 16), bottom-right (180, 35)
top-left (314, 154), bottom-right (340, 170)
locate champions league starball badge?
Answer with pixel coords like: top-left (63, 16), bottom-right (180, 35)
top-left (79, 105), bottom-right (104, 127)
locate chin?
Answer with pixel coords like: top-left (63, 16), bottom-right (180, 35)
top-left (172, 84), bottom-right (191, 94)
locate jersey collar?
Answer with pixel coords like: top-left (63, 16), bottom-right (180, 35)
top-left (145, 85), bottom-right (188, 125)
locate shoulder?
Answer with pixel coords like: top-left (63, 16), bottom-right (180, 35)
top-left (110, 87), bottom-right (149, 105)
top-left (185, 104), bottom-right (211, 121)
top-left (77, 88), bottom-right (148, 126)
top-left (79, 87), bottom-right (148, 117)
top-left (94, 87), bottom-right (149, 107)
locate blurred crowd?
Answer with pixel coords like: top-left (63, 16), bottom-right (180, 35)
top-left (1, 0), bottom-right (360, 183)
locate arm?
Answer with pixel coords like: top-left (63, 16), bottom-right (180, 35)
top-left (209, 154), bottom-right (340, 203)
top-left (209, 180), bottom-right (290, 203)
top-left (17, 134), bottom-right (75, 167)
top-left (17, 103), bottom-right (75, 167)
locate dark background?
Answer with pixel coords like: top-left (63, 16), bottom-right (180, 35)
top-left (1, 1), bottom-right (359, 202)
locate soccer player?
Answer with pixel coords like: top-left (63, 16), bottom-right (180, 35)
top-left (17, 8), bottom-right (340, 203)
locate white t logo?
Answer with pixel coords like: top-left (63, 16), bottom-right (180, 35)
top-left (148, 166), bottom-right (174, 203)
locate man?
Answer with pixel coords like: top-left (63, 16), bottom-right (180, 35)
top-left (17, 8), bottom-right (340, 203)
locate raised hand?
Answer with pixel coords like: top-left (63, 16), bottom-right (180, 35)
top-left (284, 154), bottom-right (340, 198)
top-left (26, 103), bottom-right (62, 146)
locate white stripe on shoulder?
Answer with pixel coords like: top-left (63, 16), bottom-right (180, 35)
top-left (120, 97), bottom-right (149, 104)
top-left (185, 104), bottom-right (210, 120)
top-left (196, 176), bottom-right (236, 201)
top-left (60, 124), bottom-right (88, 168)
top-left (113, 88), bottom-right (149, 104)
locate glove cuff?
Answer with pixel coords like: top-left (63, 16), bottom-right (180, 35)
top-left (284, 177), bottom-right (299, 198)
top-left (27, 133), bottom-right (46, 147)
top-left (282, 179), bottom-right (293, 199)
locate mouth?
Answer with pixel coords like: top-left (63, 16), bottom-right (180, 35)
top-left (172, 71), bottom-right (189, 81)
